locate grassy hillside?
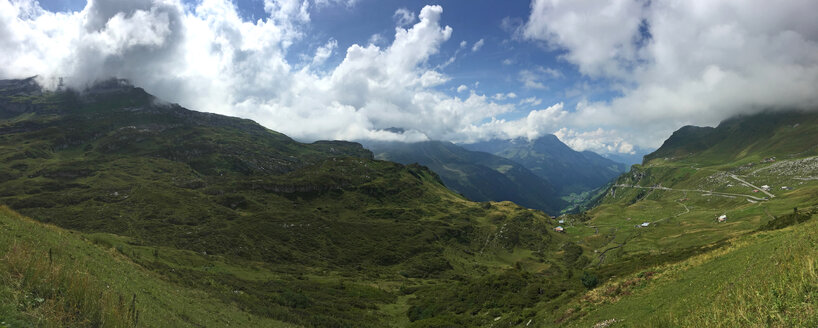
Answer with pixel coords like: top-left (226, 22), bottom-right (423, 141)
top-left (0, 78), bottom-right (590, 327)
top-left (646, 110), bottom-right (818, 164)
top-left (538, 110), bottom-right (818, 326)
top-left (0, 206), bottom-right (293, 327)
top-left (367, 140), bottom-right (565, 214)
top-left (559, 207), bottom-right (817, 327)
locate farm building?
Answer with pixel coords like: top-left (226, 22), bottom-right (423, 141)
top-left (718, 214), bottom-right (727, 222)
top-left (554, 226), bottom-right (565, 233)
top-left (641, 222), bottom-right (650, 227)
top-left (761, 185), bottom-right (771, 191)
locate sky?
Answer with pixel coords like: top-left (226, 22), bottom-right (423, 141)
top-left (2, 0), bottom-right (818, 156)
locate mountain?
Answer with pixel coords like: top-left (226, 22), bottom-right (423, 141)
top-left (558, 109), bottom-right (818, 325)
top-left (365, 140), bottom-right (565, 214)
top-left (461, 135), bottom-right (628, 195)
top-left (645, 110), bottom-right (818, 164)
top-left (0, 78), bottom-right (582, 327)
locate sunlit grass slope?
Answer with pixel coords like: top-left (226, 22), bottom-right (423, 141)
top-left (560, 208), bottom-right (817, 327)
top-left (0, 206), bottom-right (292, 327)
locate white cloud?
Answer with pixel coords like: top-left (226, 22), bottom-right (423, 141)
top-left (459, 40), bottom-right (466, 48)
top-left (459, 102), bottom-right (569, 142)
top-left (519, 97), bottom-right (541, 107)
top-left (314, 0), bottom-right (356, 8)
top-left (456, 84), bottom-right (468, 93)
top-left (492, 92), bottom-right (517, 101)
top-left (311, 38), bottom-right (337, 66)
top-left (524, 0), bottom-right (645, 78)
top-left (471, 38), bottom-right (484, 52)
top-left (525, 0), bottom-right (818, 148)
top-left (367, 33), bottom-right (384, 45)
top-left (392, 8), bottom-right (415, 27)
top-left (502, 58), bottom-right (513, 65)
top-left (554, 128), bottom-right (635, 154)
top-left (517, 66), bottom-right (562, 90)
top-left (518, 69), bottom-right (546, 89)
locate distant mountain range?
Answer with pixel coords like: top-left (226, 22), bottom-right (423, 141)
top-left (365, 140), bottom-right (565, 214)
top-left (461, 135), bottom-right (628, 195)
top-left (366, 135), bottom-right (629, 214)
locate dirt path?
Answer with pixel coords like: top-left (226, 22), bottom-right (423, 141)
top-left (729, 174), bottom-right (775, 198)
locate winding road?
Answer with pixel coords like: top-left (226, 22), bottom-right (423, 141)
top-left (613, 184), bottom-right (768, 201)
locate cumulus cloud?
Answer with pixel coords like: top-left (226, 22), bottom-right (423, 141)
top-left (471, 38), bottom-right (484, 52)
top-left (459, 103), bottom-right (569, 142)
top-left (554, 128), bottom-right (635, 154)
top-left (524, 0), bottom-right (818, 150)
top-left (456, 84), bottom-right (468, 93)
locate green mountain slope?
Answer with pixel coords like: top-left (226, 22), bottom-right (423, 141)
top-left (562, 207), bottom-right (818, 327)
top-left (0, 78), bottom-right (590, 327)
top-left (0, 206), bottom-right (294, 327)
top-left (544, 110), bottom-right (818, 325)
top-left (646, 110), bottom-right (818, 164)
top-left (366, 140), bottom-right (565, 214)
top-left (462, 136), bottom-right (628, 195)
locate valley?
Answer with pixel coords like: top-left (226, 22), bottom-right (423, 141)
top-left (0, 78), bottom-right (816, 327)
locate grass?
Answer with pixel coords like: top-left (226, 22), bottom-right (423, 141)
top-left (0, 206), bottom-right (294, 327)
top-left (0, 240), bottom-right (135, 327)
top-left (559, 209), bottom-right (818, 327)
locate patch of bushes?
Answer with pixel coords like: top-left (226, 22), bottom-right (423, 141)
top-left (759, 209), bottom-right (813, 231)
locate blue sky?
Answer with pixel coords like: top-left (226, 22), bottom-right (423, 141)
top-left (5, 0), bottom-right (818, 156)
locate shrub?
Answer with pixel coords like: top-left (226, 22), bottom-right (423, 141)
top-left (581, 272), bottom-right (598, 290)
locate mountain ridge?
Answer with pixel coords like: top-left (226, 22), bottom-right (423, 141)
top-left (461, 135), bottom-right (628, 195)
top-left (365, 140), bottom-right (566, 214)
